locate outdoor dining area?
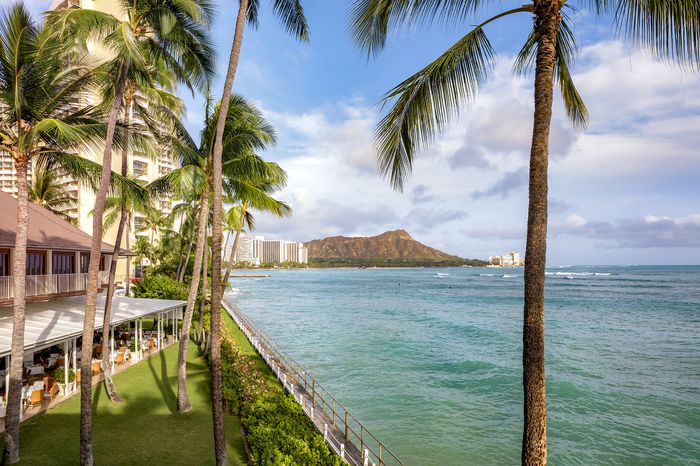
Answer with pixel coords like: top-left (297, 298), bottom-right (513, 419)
top-left (0, 294), bottom-right (186, 423)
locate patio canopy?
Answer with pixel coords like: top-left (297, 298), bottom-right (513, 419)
top-left (0, 295), bottom-right (185, 358)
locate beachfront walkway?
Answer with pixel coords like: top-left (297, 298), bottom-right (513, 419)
top-left (7, 341), bottom-right (246, 465)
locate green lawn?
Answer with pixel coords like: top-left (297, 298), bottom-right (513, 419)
top-left (11, 341), bottom-right (247, 465)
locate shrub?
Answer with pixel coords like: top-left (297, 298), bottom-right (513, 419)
top-left (220, 332), bottom-right (271, 414)
top-left (242, 394), bottom-right (342, 466)
top-left (54, 367), bottom-right (75, 384)
top-left (131, 274), bottom-right (188, 300)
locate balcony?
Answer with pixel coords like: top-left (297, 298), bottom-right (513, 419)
top-left (0, 272), bottom-right (110, 303)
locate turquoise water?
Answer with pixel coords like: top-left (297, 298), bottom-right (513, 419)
top-left (227, 266), bottom-right (700, 465)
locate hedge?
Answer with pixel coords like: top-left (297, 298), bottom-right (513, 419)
top-left (242, 394), bottom-right (343, 466)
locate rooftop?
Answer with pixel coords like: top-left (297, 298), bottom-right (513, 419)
top-left (0, 190), bottom-right (131, 255)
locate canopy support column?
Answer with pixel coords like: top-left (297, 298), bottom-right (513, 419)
top-left (63, 340), bottom-right (69, 391)
top-left (72, 338), bottom-right (77, 393)
top-left (4, 356), bottom-right (9, 402)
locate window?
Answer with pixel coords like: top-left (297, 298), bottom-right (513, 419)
top-left (52, 252), bottom-right (75, 275)
top-left (133, 160), bottom-right (148, 178)
top-left (80, 253), bottom-right (90, 273)
top-left (26, 251), bottom-right (46, 275)
top-left (0, 250), bottom-right (9, 276)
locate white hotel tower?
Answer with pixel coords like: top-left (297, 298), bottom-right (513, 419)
top-left (225, 234), bottom-right (308, 265)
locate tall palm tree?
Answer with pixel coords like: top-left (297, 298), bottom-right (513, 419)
top-left (210, 5), bottom-right (308, 459)
top-left (0, 5), bottom-right (108, 463)
top-left (98, 176), bottom-right (149, 400)
top-left (98, 62), bottom-right (183, 401)
top-left (350, 1), bottom-right (700, 464)
top-left (28, 163), bottom-right (77, 224)
top-left (50, 2), bottom-right (214, 462)
top-left (153, 95), bottom-right (278, 415)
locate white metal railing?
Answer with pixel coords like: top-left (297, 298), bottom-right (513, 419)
top-left (0, 271), bottom-right (111, 300)
top-left (222, 296), bottom-right (404, 466)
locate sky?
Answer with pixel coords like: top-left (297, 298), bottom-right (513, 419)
top-left (17, 1), bottom-right (700, 265)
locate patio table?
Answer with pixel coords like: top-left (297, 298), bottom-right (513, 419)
top-left (27, 365), bottom-right (44, 376)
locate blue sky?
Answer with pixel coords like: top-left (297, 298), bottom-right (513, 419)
top-left (20, 1), bottom-right (700, 265)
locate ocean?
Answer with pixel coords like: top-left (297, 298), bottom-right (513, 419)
top-left (226, 266), bottom-right (700, 465)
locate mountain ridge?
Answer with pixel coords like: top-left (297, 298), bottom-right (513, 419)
top-left (306, 229), bottom-right (460, 260)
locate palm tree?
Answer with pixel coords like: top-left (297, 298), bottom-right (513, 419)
top-left (350, 2), bottom-right (700, 464)
top-left (0, 5), bottom-right (110, 463)
top-left (153, 95), bottom-right (278, 415)
top-left (136, 206), bottom-right (172, 264)
top-left (99, 177), bottom-right (149, 400)
top-left (221, 174), bottom-right (292, 284)
top-left (50, 2), bottom-right (214, 462)
top-left (210, 6), bottom-right (308, 456)
top-left (28, 163), bottom-right (77, 224)
top-left (133, 236), bottom-right (151, 273)
top-left (98, 61), bottom-right (184, 401)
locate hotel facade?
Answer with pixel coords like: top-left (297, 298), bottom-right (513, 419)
top-left (0, 0), bottom-right (178, 281)
top-left (225, 234), bottom-right (309, 265)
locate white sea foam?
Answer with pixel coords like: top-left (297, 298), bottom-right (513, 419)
top-left (479, 273), bottom-right (496, 277)
top-left (502, 274), bottom-right (517, 278)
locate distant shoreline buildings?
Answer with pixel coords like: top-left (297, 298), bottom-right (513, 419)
top-left (225, 233), bottom-right (309, 266)
top-left (488, 251), bottom-right (525, 267)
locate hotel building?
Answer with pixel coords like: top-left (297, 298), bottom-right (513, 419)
top-left (226, 234), bottom-right (308, 265)
top-left (0, 0), bottom-right (178, 279)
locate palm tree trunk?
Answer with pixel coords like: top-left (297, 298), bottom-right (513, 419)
top-left (125, 226), bottom-right (131, 296)
top-left (175, 220), bottom-right (187, 279)
top-left (100, 92), bottom-right (133, 402)
top-left (210, 2), bottom-right (249, 462)
top-left (178, 234), bottom-right (194, 282)
top-left (150, 229), bottom-right (155, 264)
top-left (223, 230), bottom-right (231, 266)
top-left (80, 60), bottom-right (129, 466)
top-left (522, 2), bottom-right (561, 465)
top-left (222, 203), bottom-right (247, 285)
top-left (178, 189), bottom-right (210, 412)
top-left (197, 232), bottom-right (208, 345)
top-left (2, 157), bottom-right (30, 464)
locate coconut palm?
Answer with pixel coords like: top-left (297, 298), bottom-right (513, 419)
top-left (210, 5), bottom-right (307, 452)
top-left (221, 173), bottom-right (291, 284)
top-left (102, 181), bottom-right (149, 288)
top-left (153, 95), bottom-right (278, 417)
top-left (136, 206), bottom-right (173, 264)
top-left (99, 176), bottom-right (150, 400)
top-left (0, 6), bottom-right (110, 462)
top-left (133, 236), bottom-right (151, 272)
top-left (28, 163), bottom-right (77, 224)
top-left (351, 1), bottom-right (700, 464)
top-left (99, 74), bottom-right (183, 403)
top-left (49, 2), bottom-right (214, 461)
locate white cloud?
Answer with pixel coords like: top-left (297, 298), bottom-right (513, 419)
top-left (247, 41), bottom-right (700, 263)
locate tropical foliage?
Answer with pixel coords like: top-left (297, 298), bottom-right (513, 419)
top-left (131, 274), bottom-right (189, 301)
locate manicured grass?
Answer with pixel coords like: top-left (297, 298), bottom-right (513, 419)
top-left (222, 312), bottom-right (282, 392)
top-left (11, 342), bottom-right (247, 465)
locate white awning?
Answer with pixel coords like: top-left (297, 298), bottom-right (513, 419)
top-left (0, 295), bottom-right (185, 358)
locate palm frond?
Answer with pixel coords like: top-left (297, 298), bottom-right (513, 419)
top-left (375, 26), bottom-right (494, 190)
top-left (272, 0), bottom-right (310, 41)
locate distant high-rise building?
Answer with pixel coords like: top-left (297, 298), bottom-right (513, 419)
top-left (489, 252), bottom-right (524, 267)
top-left (234, 235), bottom-right (308, 265)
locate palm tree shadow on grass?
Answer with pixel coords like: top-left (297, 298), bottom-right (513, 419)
top-left (146, 351), bottom-right (177, 414)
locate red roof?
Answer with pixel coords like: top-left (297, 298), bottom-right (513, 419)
top-left (0, 190), bottom-right (132, 255)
